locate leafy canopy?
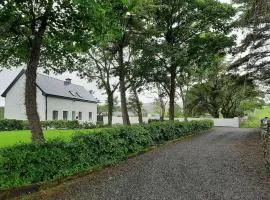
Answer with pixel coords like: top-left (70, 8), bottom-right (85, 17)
top-left (0, 0), bottom-right (106, 71)
top-left (135, 0), bottom-right (236, 90)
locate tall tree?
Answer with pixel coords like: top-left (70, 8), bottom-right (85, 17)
top-left (127, 89), bottom-right (143, 123)
top-left (104, 0), bottom-right (151, 125)
top-left (78, 47), bottom-right (119, 126)
top-left (0, 1), bottom-right (104, 141)
top-left (231, 0), bottom-right (270, 82)
top-left (154, 83), bottom-right (167, 120)
top-left (136, 0), bottom-right (235, 121)
top-left (176, 65), bottom-right (197, 121)
top-left (186, 73), bottom-right (263, 118)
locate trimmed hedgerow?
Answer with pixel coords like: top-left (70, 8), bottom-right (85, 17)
top-left (42, 120), bottom-right (80, 130)
top-left (0, 120), bottom-right (213, 189)
top-left (0, 119), bottom-right (24, 131)
top-left (0, 119), bottom-right (110, 131)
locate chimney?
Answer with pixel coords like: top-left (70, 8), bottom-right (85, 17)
top-left (64, 78), bottom-right (71, 85)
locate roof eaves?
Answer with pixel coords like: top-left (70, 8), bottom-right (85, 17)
top-left (36, 84), bottom-right (47, 96)
top-left (46, 94), bottom-right (98, 103)
top-left (1, 69), bottom-right (25, 97)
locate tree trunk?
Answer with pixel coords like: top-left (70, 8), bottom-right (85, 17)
top-left (161, 102), bottom-right (166, 120)
top-left (107, 92), bottom-right (114, 126)
top-left (169, 66), bottom-right (177, 121)
top-left (209, 106), bottom-right (220, 118)
top-left (179, 85), bottom-right (188, 122)
top-left (157, 84), bottom-right (166, 120)
top-left (25, 35), bottom-right (44, 142)
top-left (182, 103), bottom-right (188, 122)
top-left (212, 110), bottom-right (220, 118)
top-left (132, 87), bottom-right (143, 124)
top-left (118, 47), bottom-right (130, 125)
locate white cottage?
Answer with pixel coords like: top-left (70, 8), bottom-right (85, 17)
top-left (1, 70), bottom-right (98, 123)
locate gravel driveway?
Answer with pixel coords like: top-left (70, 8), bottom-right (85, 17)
top-left (26, 128), bottom-right (270, 200)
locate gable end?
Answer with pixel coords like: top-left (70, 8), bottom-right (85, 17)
top-left (1, 69), bottom-right (25, 97)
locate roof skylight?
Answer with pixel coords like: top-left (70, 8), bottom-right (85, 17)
top-left (69, 90), bottom-right (76, 96)
top-left (76, 92), bottom-right (83, 98)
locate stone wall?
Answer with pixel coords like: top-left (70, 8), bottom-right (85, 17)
top-left (261, 121), bottom-right (270, 170)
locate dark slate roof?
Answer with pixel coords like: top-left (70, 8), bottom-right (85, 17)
top-left (1, 70), bottom-right (98, 103)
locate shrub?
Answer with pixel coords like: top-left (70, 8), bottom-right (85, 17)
top-left (42, 120), bottom-right (80, 130)
top-left (0, 119), bottom-right (24, 131)
top-left (0, 120), bottom-right (101, 131)
top-left (0, 120), bottom-right (213, 189)
top-left (148, 118), bottom-right (165, 124)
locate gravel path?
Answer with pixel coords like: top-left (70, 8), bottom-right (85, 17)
top-left (26, 128), bottom-right (270, 200)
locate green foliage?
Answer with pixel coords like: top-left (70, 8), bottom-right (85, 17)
top-left (0, 0), bottom-right (105, 70)
top-left (0, 107), bottom-right (4, 120)
top-left (186, 62), bottom-right (263, 118)
top-left (231, 0), bottom-right (270, 83)
top-left (132, 0), bottom-right (236, 119)
top-left (148, 119), bottom-right (165, 123)
top-left (42, 120), bottom-right (80, 130)
top-left (165, 104), bottom-right (183, 118)
top-left (0, 120), bottom-right (213, 189)
top-left (237, 100), bottom-right (263, 115)
top-left (0, 119), bottom-right (24, 131)
top-left (240, 106), bottom-right (270, 128)
top-left (0, 120), bottom-right (109, 131)
top-left (0, 129), bottom-right (104, 148)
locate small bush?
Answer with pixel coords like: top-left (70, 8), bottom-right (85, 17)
top-left (42, 120), bottom-right (80, 130)
top-left (148, 118), bottom-right (165, 124)
top-left (0, 120), bottom-right (106, 131)
top-left (0, 120), bottom-right (213, 189)
top-left (0, 119), bottom-right (24, 131)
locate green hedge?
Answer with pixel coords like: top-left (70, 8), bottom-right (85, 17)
top-left (0, 107), bottom-right (4, 120)
top-left (0, 120), bottom-right (108, 131)
top-left (148, 118), bottom-right (164, 123)
top-left (0, 119), bottom-right (24, 131)
top-left (42, 120), bottom-right (80, 129)
top-left (0, 120), bottom-right (213, 189)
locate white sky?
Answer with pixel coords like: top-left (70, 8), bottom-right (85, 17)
top-left (0, 0), bottom-right (233, 107)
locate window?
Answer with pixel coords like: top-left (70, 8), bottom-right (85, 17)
top-left (63, 111), bottom-right (68, 120)
top-left (89, 112), bottom-right (92, 121)
top-left (78, 112), bottom-right (82, 120)
top-left (72, 111), bottom-right (76, 120)
top-left (69, 90), bottom-right (76, 96)
top-left (52, 111), bottom-right (58, 120)
top-left (76, 92), bottom-right (83, 98)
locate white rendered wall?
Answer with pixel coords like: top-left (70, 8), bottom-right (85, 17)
top-left (103, 116), bottom-right (240, 128)
top-left (4, 75), bottom-right (46, 120)
top-left (46, 96), bottom-right (97, 123)
top-left (168, 117), bottom-right (240, 128)
top-left (103, 116), bottom-right (149, 124)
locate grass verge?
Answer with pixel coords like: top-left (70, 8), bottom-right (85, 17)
top-left (0, 131), bottom-right (209, 200)
top-left (0, 128), bottom-right (107, 148)
top-left (241, 106), bottom-right (270, 128)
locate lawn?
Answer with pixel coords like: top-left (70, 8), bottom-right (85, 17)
top-left (0, 128), bottom-right (103, 148)
top-left (240, 106), bottom-right (270, 128)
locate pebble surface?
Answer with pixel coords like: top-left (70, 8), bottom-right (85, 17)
top-left (26, 128), bottom-right (270, 200)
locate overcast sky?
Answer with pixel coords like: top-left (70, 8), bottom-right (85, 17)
top-left (0, 0), bottom-right (232, 107)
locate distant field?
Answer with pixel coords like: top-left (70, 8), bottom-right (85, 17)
top-left (240, 106), bottom-right (270, 128)
top-left (0, 128), bottom-right (105, 148)
top-left (0, 107), bottom-right (4, 119)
